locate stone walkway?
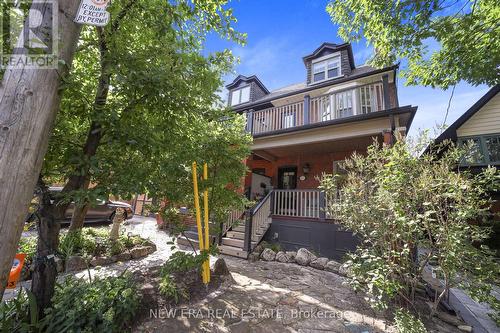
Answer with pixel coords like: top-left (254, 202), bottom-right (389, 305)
top-left (135, 257), bottom-right (397, 333)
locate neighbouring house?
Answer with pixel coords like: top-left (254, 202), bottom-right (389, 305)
top-left (201, 42), bottom-right (417, 260)
top-left (429, 85), bottom-right (500, 171)
top-left (427, 85), bottom-right (500, 238)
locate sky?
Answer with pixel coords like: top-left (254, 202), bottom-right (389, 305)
top-left (203, 0), bottom-right (490, 137)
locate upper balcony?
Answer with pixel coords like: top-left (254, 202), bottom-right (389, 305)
top-left (246, 82), bottom-right (386, 136)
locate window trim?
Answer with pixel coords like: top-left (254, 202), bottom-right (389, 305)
top-left (458, 133), bottom-right (500, 166)
top-left (231, 85), bottom-right (251, 106)
top-left (311, 53), bottom-right (342, 84)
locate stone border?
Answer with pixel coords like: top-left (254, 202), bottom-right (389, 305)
top-left (20, 242), bottom-right (157, 280)
top-left (250, 247), bottom-right (348, 276)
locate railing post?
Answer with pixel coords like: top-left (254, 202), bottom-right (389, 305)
top-left (243, 209), bottom-right (253, 252)
top-left (319, 191), bottom-right (326, 221)
top-left (269, 190), bottom-right (275, 216)
top-left (382, 74), bottom-right (390, 109)
top-left (246, 109), bottom-right (254, 134)
top-left (303, 95), bottom-right (310, 125)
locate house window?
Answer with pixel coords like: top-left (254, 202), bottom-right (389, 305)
top-left (231, 86), bottom-right (251, 106)
top-left (312, 56), bottom-right (341, 83)
top-left (459, 134), bottom-right (500, 166)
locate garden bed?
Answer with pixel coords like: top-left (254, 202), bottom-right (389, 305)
top-left (18, 227), bottom-right (157, 280)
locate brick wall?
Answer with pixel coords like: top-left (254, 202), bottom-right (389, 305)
top-left (246, 149), bottom-right (365, 190)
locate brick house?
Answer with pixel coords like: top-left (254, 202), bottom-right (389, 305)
top-left (208, 42), bottom-right (419, 259)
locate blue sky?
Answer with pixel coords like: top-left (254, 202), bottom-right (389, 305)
top-left (203, 0), bottom-right (490, 137)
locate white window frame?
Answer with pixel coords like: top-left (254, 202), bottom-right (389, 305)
top-left (231, 85), bottom-right (251, 106)
top-left (311, 53), bottom-right (342, 84)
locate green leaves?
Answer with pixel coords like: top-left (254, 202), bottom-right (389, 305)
top-left (327, 0), bottom-right (500, 89)
top-left (43, 0), bottom-right (249, 212)
top-left (320, 134), bottom-right (499, 319)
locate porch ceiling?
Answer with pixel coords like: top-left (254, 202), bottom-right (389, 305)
top-left (253, 134), bottom-right (382, 159)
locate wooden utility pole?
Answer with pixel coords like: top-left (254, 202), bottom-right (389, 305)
top-left (0, 0), bottom-right (82, 299)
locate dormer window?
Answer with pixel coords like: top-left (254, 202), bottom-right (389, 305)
top-left (312, 55), bottom-right (341, 83)
top-left (231, 86), bottom-right (251, 106)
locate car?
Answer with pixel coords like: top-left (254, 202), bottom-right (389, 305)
top-left (26, 187), bottom-right (134, 227)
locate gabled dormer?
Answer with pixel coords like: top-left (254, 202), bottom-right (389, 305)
top-left (303, 42), bottom-right (355, 86)
top-left (226, 75), bottom-right (270, 107)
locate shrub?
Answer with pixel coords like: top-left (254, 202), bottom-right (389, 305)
top-left (320, 136), bottom-right (500, 318)
top-left (158, 275), bottom-right (187, 304)
top-left (394, 309), bottom-right (426, 333)
top-left (158, 252), bottom-right (208, 303)
top-left (0, 289), bottom-right (39, 333)
top-left (17, 237), bottom-right (37, 263)
top-left (40, 273), bottom-right (139, 332)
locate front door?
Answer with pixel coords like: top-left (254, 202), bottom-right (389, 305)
top-left (277, 167), bottom-right (297, 215)
top-left (278, 167), bottom-right (297, 189)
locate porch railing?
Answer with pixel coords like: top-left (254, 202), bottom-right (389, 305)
top-left (272, 189), bottom-right (340, 220)
top-left (222, 209), bottom-right (245, 236)
top-left (246, 82), bottom-right (387, 136)
top-left (243, 191), bottom-right (272, 251)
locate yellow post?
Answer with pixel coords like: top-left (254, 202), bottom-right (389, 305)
top-left (203, 163), bottom-right (211, 283)
top-left (192, 162), bottom-right (207, 284)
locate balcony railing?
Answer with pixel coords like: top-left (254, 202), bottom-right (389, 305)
top-left (247, 82), bottom-right (386, 135)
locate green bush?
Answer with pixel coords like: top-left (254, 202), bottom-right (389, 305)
top-left (0, 289), bottom-right (39, 333)
top-left (394, 309), bottom-right (426, 333)
top-left (158, 252), bottom-right (208, 303)
top-left (58, 228), bottom-right (149, 259)
top-left (158, 275), bottom-right (187, 304)
top-left (17, 238), bottom-right (37, 263)
top-left (40, 273), bottom-right (139, 333)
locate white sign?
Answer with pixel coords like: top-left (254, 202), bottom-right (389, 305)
top-left (74, 0), bottom-right (110, 26)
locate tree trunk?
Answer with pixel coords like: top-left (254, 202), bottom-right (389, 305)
top-left (67, 26), bottom-right (110, 231)
top-left (69, 202), bottom-right (90, 231)
top-left (0, 0), bottom-right (82, 299)
top-left (31, 179), bottom-right (63, 317)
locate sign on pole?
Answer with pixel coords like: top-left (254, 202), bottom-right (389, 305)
top-left (74, 0), bottom-right (110, 26)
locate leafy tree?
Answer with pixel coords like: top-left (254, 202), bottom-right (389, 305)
top-left (320, 136), bottom-right (499, 325)
top-left (31, 0), bottom-right (248, 314)
top-left (326, 0), bottom-right (500, 89)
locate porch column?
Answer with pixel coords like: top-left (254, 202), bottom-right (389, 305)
top-left (382, 74), bottom-right (390, 109)
top-left (303, 95), bottom-right (310, 125)
top-left (382, 129), bottom-right (393, 146)
top-left (246, 109), bottom-right (254, 134)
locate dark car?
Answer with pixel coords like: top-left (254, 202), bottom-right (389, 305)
top-left (26, 187), bottom-right (134, 226)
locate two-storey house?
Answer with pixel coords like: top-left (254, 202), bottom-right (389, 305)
top-left (220, 43), bottom-right (418, 259)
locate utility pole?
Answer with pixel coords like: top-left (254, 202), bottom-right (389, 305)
top-left (0, 0), bottom-right (82, 299)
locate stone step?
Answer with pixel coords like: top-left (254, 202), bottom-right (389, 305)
top-left (218, 245), bottom-right (248, 258)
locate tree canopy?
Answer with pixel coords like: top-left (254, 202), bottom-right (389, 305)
top-left (327, 0), bottom-right (500, 89)
top-left (42, 0), bottom-right (249, 212)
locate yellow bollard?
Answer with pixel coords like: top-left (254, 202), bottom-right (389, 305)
top-left (192, 162), bottom-right (207, 284)
top-left (203, 163), bottom-right (211, 283)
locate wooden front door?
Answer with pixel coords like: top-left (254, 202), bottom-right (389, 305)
top-left (277, 167), bottom-right (297, 215)
top-left (278, 167), bottom-right (297, 189)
